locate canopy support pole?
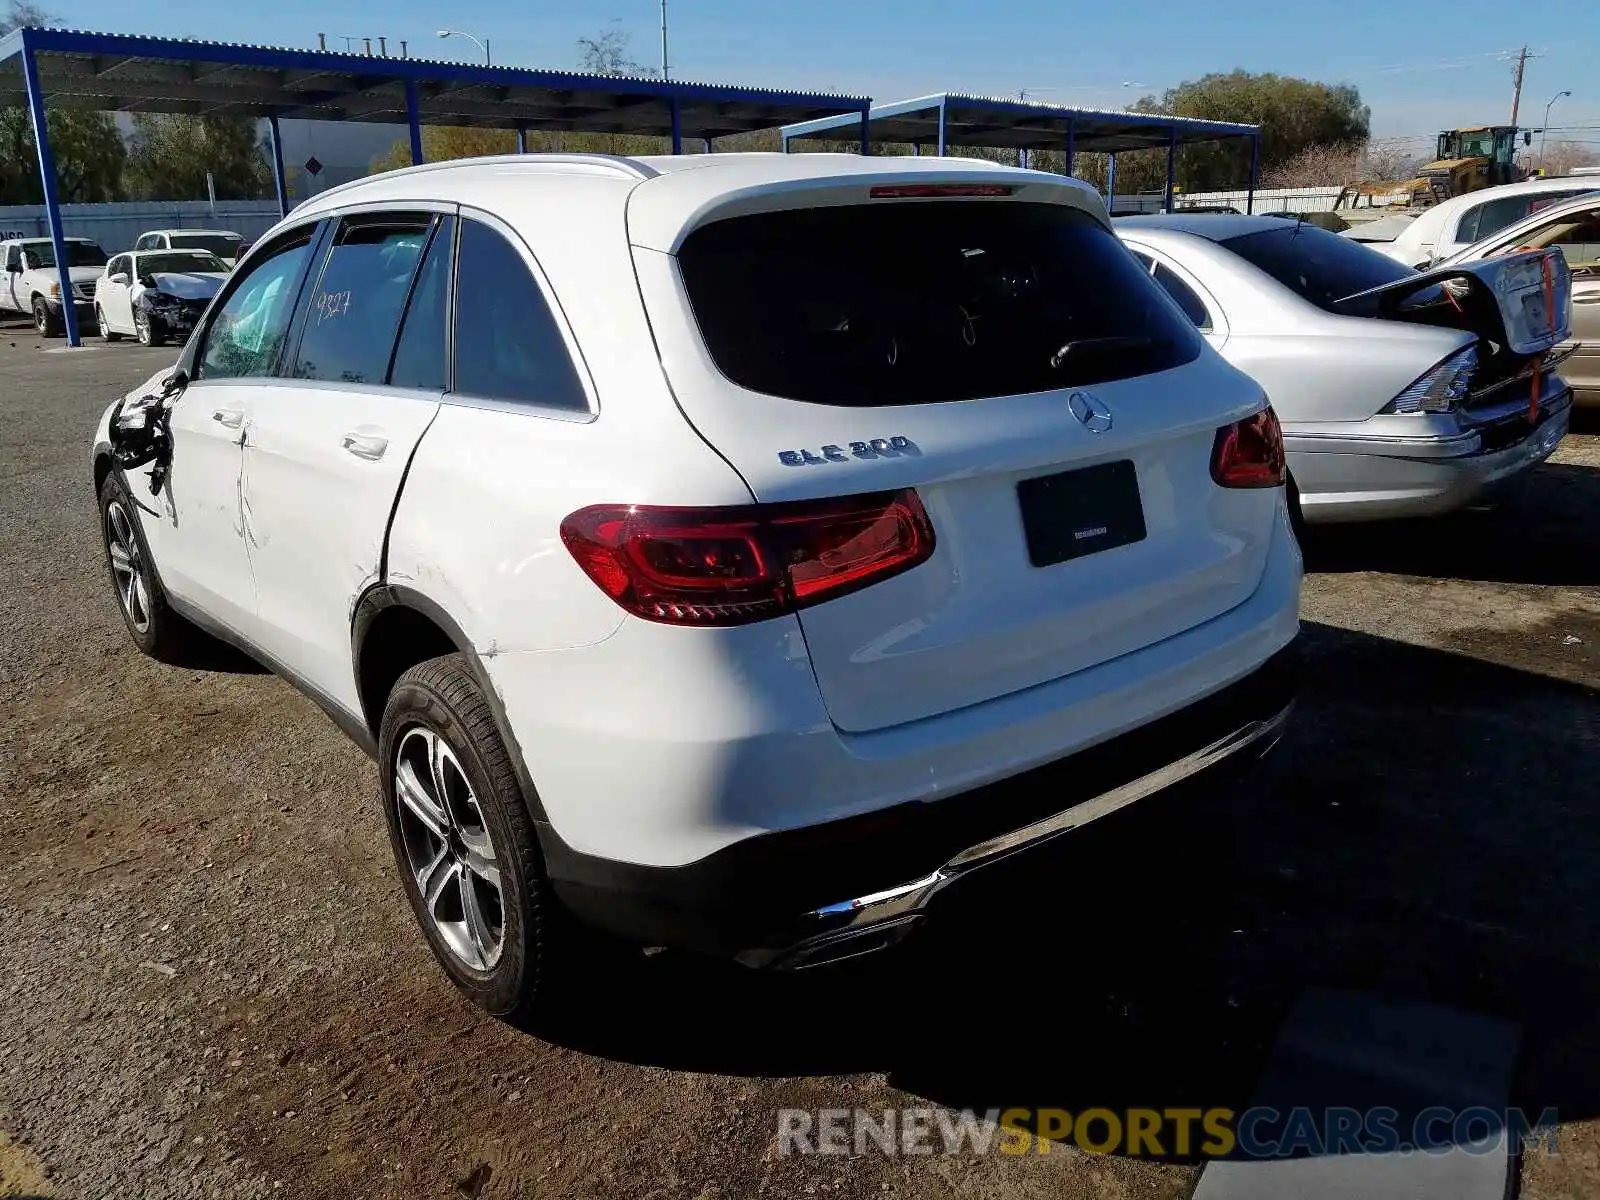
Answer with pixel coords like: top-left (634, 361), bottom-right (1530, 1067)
top-left (516, 124), bottom-right (527, 154)
top-left (21, 37), bottom-right (79, 346)
top-left (1064, 118), bottom-right (1075, 176)
top-left (1164, 128), bottom-right (1178, 213)
top-left (1247, 134), bottom-right (1260, 214)
top-left (936, 95), bottom-right (948, 156)
top-left (267, 115), bottom-right (288, 217)
top-left (1106, 153), bottom-right (1117, 208)
top-left (858, 103), bottom-right (870, 155)
top-left (670, 97), bottom-right (683, 154)
top-left (405, 80), bottom-right (423, 165)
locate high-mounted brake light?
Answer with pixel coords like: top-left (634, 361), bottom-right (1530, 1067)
top-left (560, 490), bottom-right (936, 626)
top-left (1211, 408), bottom-right (1286, 489)
top-left (868, 184), bottom-right (1015, 199)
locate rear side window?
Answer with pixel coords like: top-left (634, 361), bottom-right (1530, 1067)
top-left (676, 201), bottom-right (1202, 406)
top-left (1222, 224), bottom-right (1415, 312)
top-left (1153, 264), bottom-right (1212, 330)
top-left (292, 214), bottom-right (431, 385)
top-left (452, 218), bottom-right (588, 411)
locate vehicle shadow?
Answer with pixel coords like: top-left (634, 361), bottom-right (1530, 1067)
top-left (1301, 461), bottom-right (1600, 587)
top-left (540, 620), bottom-right (1600, 1160)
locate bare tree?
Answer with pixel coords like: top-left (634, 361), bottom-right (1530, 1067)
top-left (1263, 140), bottom-right (1420, 188)
top-left (1538, 140), bottom-right (1599, 178)
top-left (576, 28), bottom-right (656, 77)
top-left (1, 0), bottom-right (56, 35)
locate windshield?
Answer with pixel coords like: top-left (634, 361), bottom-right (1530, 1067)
top-left (22, 241), bottom-right (108, 269)
top-left (140, 252), bottom-right (228, 276)
top-left (168, 233), bottom-right (242, 257)
top-left (1222, 224), bottom-right (1419, 311)
top-left (677, 201), bottom-right (1202, 406)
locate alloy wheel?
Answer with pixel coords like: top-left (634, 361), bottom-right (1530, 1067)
top-left (135, 311), bottom-right (151, 345)
top-left (393, 726), bottom-right (505, 971)
top-left (105, 500), bottom-right (151, 633)
top-left (34, 301), bottom-right (47, 335)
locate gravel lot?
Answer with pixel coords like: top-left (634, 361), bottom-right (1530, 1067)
top-left (3, 322), bottom-right (1598, 1199)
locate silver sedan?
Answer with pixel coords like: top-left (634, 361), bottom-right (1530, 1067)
top-left (1116, 215), bottom-right (1572, 524)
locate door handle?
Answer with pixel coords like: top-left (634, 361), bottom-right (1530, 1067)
top-left (211, 408), bottom-right (243, 428)
top-left (1572, 294), bottom-right (1600, 305)
top-left (341, 431), bottom-right (389, 461)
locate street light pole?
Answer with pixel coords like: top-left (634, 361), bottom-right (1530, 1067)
top-left (660, 0), bottom-right (670, 80)
top-left (1541, 90), bottom-right (1571, 170)
top-left (436, 29), bottom-right (490, 65)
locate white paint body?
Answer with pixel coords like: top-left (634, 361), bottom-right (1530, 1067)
top-left (0, 236), bottom-right (103, 316)
top-left (93, 250), bottom-right (228, 337)
top-left (94, 154), bottom-right (1300, 874)
top-left (132, 228), bottom-right (246, 269)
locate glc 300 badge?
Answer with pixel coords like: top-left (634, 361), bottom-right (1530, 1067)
top-left (779, 436), bottom-right (919, 466)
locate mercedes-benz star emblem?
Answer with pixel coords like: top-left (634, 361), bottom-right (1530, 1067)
top-left (1068, 391), bottom-right (1113, 434)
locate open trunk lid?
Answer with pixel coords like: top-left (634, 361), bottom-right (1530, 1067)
top-left (634, 179), bottom-right (1283, 733)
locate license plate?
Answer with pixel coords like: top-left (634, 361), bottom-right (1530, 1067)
top-left (1522, 291), bottom-right (1550, 336)
top-left (1017, 460), bottom-right (1146, 567)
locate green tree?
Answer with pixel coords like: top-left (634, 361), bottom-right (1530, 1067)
top-left (1127, 70), bottom-right (1371, 193)
top-left (123, 113), bottom-right (271, 200)
top-left (0, 0), bottom-right (126, 203)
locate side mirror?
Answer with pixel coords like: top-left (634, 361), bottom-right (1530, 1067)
top-left (110, 272), bottom-right (130, 285)
top-left (5, 261), bottom-right (19, 273)
top-left (161, 368), bottom-right (189, 397)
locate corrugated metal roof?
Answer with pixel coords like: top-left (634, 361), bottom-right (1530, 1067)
top-left (0, 27), bottom-right (868, 137)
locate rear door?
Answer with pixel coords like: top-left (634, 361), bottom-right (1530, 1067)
top-left (645, 194), bottom-right (1277, 733)
top-left (239, 209), bottom-right (449, 712)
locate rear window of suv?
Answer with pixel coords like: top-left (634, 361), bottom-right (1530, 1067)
top-left (1221, 224), bottom-right (1416, 312)
top-left (676, 201), bottom-right (1202, 406)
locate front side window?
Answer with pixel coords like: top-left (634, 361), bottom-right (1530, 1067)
top-left (388, 217), bottom-right (453, 391)
top-left (1222, 224), bottom-right (1416, 312)
top-left (196, 228), bottom-right (318, 381)
top-left (108, 255), bottom-right (129, 279)
top-left (452, 218), bottom-right (588, 411)
top-left (1497, 205), bottom-right (1600, 274)
top-left (291, 214), bottom-right (431, 385)
top-left (678, 201), bottom-right (1201, 406)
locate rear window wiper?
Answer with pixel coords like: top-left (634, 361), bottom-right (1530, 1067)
top-left (1049, 335), bottom-right (1163, 371)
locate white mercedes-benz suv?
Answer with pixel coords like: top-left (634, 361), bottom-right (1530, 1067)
top-left (93, 153), bottom-right (1302, 1020)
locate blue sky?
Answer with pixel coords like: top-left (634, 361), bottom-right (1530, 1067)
top-left (44, 0), bottom-right (1600, 149)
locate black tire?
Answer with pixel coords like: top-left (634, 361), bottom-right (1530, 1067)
top-left (1286, 472), bottom-right (1307, 545)
top-left (97, 305), bottom-right (121, 342)
top-left (98, 472), bottom-right (199, 662)
top-left (379, 654), bottom-right (582, 1024)
top-left (134, 308), bottom-right (163, 347)
top-left (32, 295), bottom-right (62, 337)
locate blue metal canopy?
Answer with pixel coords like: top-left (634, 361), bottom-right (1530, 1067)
top-left (781, 92), bottom-right (1262, 222)
top-left (0, 26), bottom-right (872, 345)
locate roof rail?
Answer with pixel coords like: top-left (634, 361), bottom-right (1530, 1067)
top-left (302, 153), bottom-right (660, 208)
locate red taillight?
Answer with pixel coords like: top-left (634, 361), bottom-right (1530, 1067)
top-left (560, 489), bottom-right (936, 626)
top-left (1211, 408), bottom-right (1286, 489)
top-left (868, 184), bottom-right (1015, 198)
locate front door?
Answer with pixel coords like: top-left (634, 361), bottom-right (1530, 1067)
top-left (100, 255), bottom-right (134, 333)
top-left (148, 223), bottom-right (324, 634)
top-left (240, 211), bottom-right (450, 712)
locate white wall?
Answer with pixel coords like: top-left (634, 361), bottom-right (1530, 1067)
top-left (0, 201), bottom-right (282, 253)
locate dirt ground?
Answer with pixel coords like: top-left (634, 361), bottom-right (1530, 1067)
top-left (2, 322), bottom-right (1598, 1200)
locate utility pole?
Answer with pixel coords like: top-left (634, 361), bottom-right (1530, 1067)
top-left (1509, 45), bottom-right (1530, 126)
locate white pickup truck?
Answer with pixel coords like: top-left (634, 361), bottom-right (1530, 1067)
top-left (1, 236), bottom-right (110, 336)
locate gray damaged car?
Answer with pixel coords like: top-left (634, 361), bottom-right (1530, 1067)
top-left (1116, 214), bottom-right (1573, 524)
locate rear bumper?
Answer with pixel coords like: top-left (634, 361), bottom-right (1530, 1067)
top-left (544, 641), bottom-right (1298, 965)
top-left (1286, 381), bottom-right (1571, 522)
